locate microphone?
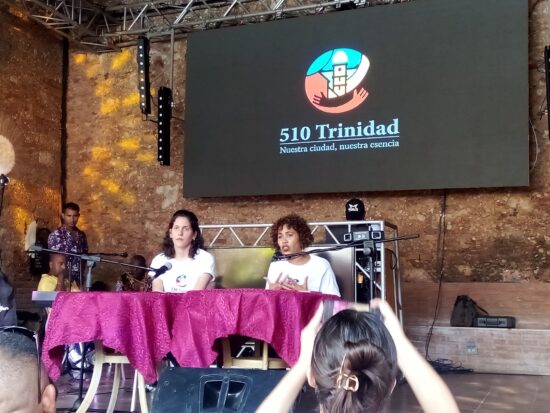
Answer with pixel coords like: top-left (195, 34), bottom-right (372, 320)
top-left (28, 245), bottom-right (44, 252)
top-left (150, 262), bottom-right (172, 278)
top-left (271, 251), bottom-right (284, 262)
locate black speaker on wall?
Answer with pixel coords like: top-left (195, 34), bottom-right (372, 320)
top-left (158, 86), bottom-right (172, 166)
top-left (545, 45), bottom-right (550, 139)
top-left (151, 367), bottom-right (292, 413)
top-left (137, 37), bottom-right (151, 115)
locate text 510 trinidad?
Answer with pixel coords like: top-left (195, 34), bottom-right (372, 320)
top-left (279, 119), bottom-right (400, 143)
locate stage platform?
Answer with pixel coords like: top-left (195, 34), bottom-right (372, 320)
top-left (54, 367), bottom-right (550, 412)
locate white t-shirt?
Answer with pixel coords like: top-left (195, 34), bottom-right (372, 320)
top-left (266, 255), bottom-right (341, 297)
top-left (150, 249), bottom-right (216, 293)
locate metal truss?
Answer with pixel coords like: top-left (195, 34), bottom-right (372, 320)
top-left (2, 0), bottom-right (410, 52)
top-left (200, 220), bottom-right (402, 312)
top-left (1, 0), bottom-right (121, 51)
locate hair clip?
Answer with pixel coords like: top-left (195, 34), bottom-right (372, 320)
top-left (336, 372), bottom-right (359, 392)
top-left (336, 354), bottom-right (359, 392)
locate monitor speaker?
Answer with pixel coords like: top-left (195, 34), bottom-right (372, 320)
top-left (151, 367), bottom-right (292, 413)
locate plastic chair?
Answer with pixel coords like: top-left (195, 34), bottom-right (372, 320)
top-left (75, 341), bottom-right (148, 413)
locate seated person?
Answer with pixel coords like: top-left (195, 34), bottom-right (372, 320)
top-left (30, 228), bottom-right (51, 277)
top-left (266, 214), bottom-right (340, 297)
top-left (38, 255), bottom-right (92, 374)
top-left (0, 327), bottom-right (56, 413)
top-left (152, 210), bottom-right (216, 292)
top-left (257, 300), bottom-right (459, 413)
top-left (115, 254), bottom-right (151, 291)
top-left (37, 253), bottom-right (79, 293)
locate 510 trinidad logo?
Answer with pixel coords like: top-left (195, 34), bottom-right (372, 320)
top-left (279, 48), bottom-right (400, 155)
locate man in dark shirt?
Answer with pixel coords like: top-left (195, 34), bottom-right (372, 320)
top-left (48, 202), bottom-right (88, 287)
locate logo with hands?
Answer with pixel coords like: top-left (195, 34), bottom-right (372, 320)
top-left (305, 48), bottom-right (370, 114)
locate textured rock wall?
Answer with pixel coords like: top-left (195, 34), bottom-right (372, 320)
top-left (0, 6), bottom-right (63, 309)
top-left (62, 1), bottom-right (550, 287)
top-left (1, 1), bottom-right (549, 309)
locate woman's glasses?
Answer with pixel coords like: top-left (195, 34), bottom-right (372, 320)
top-left (0, 326), bottom-right (42, 403)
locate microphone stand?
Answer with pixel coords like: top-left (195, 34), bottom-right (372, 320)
top-left (362, 240), bottom-right (376, 302)
top-left (88, 251), bottom-right (128, 258)
top-left (28, 246), bottom-right (154, 291)
top-left (26, 246), bottom-right (156, 411)
top-left (273, 234), bottom-right (419, 303)
top-left (275, 234), bottom-right (419, 261)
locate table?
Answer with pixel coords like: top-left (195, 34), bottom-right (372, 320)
top-left (43, 289), bottom-right (339, 383)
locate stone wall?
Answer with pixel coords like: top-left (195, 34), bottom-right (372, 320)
top-left (0, 6), bottom-right (63, 310)
top-left (63, 1), bottom-right (550, 289)
top-left (2, 1), bottom-right (550, 316)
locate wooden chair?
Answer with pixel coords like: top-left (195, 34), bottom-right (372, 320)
top-left (75, 341), bottom-right (148, 413)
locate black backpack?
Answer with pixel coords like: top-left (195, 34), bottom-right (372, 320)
top-left (450, 295), bottom-right (489, 327)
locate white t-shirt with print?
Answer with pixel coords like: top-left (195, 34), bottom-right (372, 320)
top-left (150, 249), bottom-right (216, 293)
top-left (266, 254), bottom-right (340, 297)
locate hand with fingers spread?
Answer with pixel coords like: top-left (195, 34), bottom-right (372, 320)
top-left (266, 272), bottom-right (285, 291)
top-left (313, 91), bottom-right (328, 106)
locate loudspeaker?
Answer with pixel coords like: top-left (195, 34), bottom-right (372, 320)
top-left (474, 316), bottom-right (516, 328)
top-left (157, 86), bottom-right (172, 166)
top-left (137, 37), bottom-right (151, 115)
top-left (151, 367), bottom-right (292, 413)
top-left (545, 45), bottom-right (550, 139)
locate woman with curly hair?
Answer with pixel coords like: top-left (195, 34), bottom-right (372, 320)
top-left (151, 209), bottom-right (216, 292)
top-left (265, 214), bottom-right (340, 296)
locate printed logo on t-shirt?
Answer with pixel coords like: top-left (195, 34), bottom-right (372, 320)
top-left (175, 274), bottom-right (188, 288)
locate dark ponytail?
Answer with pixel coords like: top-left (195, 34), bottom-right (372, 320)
top-left (311, 310), bottom-right (398, 413)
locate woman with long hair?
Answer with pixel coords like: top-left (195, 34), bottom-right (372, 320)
top-left (258, 299), bottom-right (459, 413)
top-left (151, 210), bottom-right (216, 292)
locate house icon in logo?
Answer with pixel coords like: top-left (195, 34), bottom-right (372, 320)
top-left (305, 48), bottom-right (370, 114)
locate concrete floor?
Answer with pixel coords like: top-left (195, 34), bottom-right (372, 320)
top-left (54, 367), bottom-right (550, 412)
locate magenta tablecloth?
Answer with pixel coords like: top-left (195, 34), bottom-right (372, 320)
top-left (42, 289), bottom-right (339, 383)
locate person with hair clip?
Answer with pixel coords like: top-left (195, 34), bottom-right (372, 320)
top-left (265, 213), bottom-right (340, 297)
top-left (257, 299), bottom-right (459, 413)
top-left (151, 209), bottom-right (216, 292)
